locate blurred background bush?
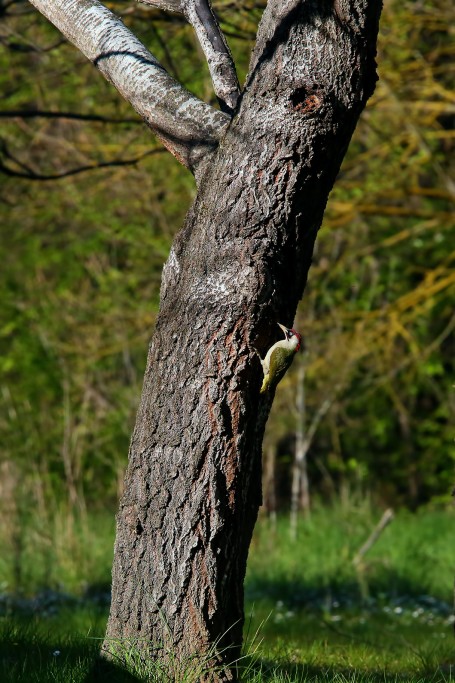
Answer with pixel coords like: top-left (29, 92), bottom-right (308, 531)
top-left (0, 0), bottom-right (453, 596)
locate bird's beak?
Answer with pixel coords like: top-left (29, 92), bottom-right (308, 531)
top-left (277, 323), bottom-right (289, 335)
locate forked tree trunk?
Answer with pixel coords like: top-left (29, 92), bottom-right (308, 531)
top-left (102, 1), bottom-right (382, 679)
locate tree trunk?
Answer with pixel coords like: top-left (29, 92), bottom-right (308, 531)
top-left (103, 1), bottom-right (382, 679)
top-left (290, 364), bottom-right (310, 540)
top-left (262, 441), bottom-right (277, 525)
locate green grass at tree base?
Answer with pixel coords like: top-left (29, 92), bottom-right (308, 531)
top-left (0, 503), bottom-right (453, 681)
top-left (1, 609), bottom-right (453, 682)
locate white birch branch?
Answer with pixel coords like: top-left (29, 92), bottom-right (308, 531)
top-left (140, 0), bottom-right (240, 113)
top-left (28, 0), bottom-right (230, 175)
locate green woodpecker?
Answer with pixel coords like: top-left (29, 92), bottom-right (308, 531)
top-left (259, 323), bottom-right (302, 394)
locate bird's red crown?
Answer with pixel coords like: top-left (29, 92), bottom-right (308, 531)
top-left (284, 326), bottom-right (302, 352)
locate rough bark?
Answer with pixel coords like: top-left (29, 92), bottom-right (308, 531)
top-left (102, 0), bottom-right (382, 680)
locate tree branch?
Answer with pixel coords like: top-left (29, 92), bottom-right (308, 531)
top-left (27, 0), bottom-right (230, 176)
top-left (353, 509), bottom-right (394, 567)
top-left (0, 109), bottom-right (142, 124)
top-left (0, 139), bottom-right (163, 180)
top-left (140, 0), bottom-right (240, 114)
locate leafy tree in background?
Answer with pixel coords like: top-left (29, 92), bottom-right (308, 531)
top-left (6, 0), bottom-right (383, 677)
top-left (0, 1), bottom-right (453, 539)
top-left (1, 0), bottom-right (453, 664)
top-left (267, 0), bottom-right (455, 514)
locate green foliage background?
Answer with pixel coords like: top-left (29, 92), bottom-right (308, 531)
top-left (0, 0), bottom-right (454, 526)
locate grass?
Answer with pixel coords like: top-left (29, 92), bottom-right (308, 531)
top-left (0, 498), bottom-right (454, 681)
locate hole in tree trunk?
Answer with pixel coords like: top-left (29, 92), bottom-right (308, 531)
top-left (290, 87), bottom-right (322, 113)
